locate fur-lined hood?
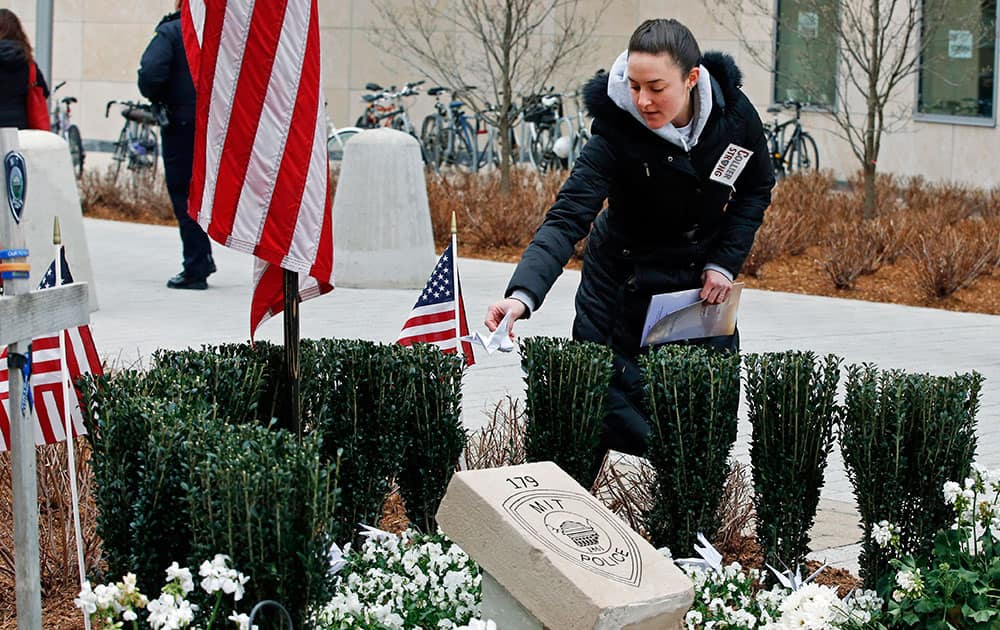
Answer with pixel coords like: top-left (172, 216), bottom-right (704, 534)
top-left (583, 51), bottom-right (744, 129)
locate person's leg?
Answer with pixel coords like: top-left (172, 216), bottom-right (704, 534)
top-left (590, 353), bottom-right (650, 484)
top-left (162, 123), bottom-right (214, 284)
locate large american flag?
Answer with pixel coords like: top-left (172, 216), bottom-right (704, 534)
top-left (0, 249), bottom-right (102, 452)
top-left (397, 243), bottom-right (475, 366)
top-left (181, 0), bottom-right (333, 338)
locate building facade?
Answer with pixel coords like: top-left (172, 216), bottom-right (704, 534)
top-left (4, 0), bottom-right (997, 186)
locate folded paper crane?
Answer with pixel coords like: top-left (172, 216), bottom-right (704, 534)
top-left (461, 310), bottom-right (515, 355)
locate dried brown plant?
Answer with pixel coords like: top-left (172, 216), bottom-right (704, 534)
top-left (591, 453), bottom-right (655, 538)
top-left (911, 220), bottom-right (1000, 298)
top-left (1, 442), bottom-right (102, 615)
top-left (462, 396), bottom-right (527, 470)
top-left (426, 169), bottom-right (562, 251)
top-left (712, 461), bottom-right (756, 555)
top-left (78, 167), bottom-right (173, 225)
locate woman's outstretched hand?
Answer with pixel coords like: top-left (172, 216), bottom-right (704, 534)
top-left (700, 269), bottom-right (733, 305)
top-left (485, 298), bottom-right (527, 337)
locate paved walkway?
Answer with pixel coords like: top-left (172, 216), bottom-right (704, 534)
top-left (83, 217), bottom-right (1000, 570)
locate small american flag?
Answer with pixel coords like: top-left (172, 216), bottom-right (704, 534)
top-left (181, 0), bottom-right (333, 339)
top-left (397, 243), bottom-right (475, 366)
top-left (0, 248), bottom-right (102, 452)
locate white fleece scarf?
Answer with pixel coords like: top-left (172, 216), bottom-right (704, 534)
top-left (607, 49), bottom-right (712, 151)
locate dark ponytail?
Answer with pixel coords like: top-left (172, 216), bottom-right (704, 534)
top-left (628, 19), bottom-right (701, 74)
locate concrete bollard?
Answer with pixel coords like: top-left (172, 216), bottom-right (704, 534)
top-left (332, 128), bottom-right (437, 289)
top-left (15, 129), bottom-right (99, 311)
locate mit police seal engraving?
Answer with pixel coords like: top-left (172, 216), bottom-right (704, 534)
top-left (503, 489), bottom-right (642, 587)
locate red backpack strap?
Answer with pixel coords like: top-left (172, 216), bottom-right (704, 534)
top-left (28, 61), bottom-right (37, 86)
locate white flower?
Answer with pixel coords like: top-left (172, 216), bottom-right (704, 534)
top-left (165, 562), bottom-right (194, 595)
top-left (228, 611), bottom-right (257, 630)
top-left (895, 568), bottom-right (923, 595)
top-left (943, 481), bottom-right (962, 504)
top-left (74, 581), bottom-right (98, 615)
top-left (871, 520), bottom-right (897, 547)
top-left (123, 609), bottom-right (138, 622)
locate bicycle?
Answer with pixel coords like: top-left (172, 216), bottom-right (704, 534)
top-left (521, 88), bottom-right (568, 172)
top-left (50, 81), bottom-right (85, 179)
top-left (763, 100), bottom-right (819, 178)
top-left (421, 86), bottom-right (481, 171)
top-left (562, 88), bottom-right (592, 169)
top-left (105, 100), bottom-right (160, 185)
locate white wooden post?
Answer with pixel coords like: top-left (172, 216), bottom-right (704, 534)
top-left (1, 127), bottom-right (91, 630)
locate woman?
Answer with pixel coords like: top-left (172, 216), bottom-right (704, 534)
top-left (486, 19), bottom-right (775, 467)
top-left (0, 8), bottom-right (49, 130)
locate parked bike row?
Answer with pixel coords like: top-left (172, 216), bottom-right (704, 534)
top-left (332, 79), bottom-right (595, 174)
top-left (57, 81), bottom-right (819, 181)
top-left (331, 78), bottom-right (821, 178)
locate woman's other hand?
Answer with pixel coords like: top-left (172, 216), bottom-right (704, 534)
top-left (485, 298), bottom-right (527, 336)
top-left (700, 269), bottom-right (733, 305)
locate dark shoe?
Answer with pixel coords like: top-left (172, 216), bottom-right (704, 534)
top-left (167, 272), bottom-right (208, 290)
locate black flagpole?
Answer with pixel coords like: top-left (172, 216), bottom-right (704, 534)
top-left (283, 269), bottom-right (301, 438)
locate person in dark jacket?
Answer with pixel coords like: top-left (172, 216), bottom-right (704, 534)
top-left (138, 2), bottom-right (215, 290)
top-left (0, 8), bottom-right (48, 130)
top-left (486, 19), bottom-right (775, 472)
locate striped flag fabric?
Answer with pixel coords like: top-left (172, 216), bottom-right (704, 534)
top-left (0, 249), bottom-right (103, 452)
top-left (397, 243), bottom-right (475, 366)
top-left (181, 0), bottom-right (333, 338)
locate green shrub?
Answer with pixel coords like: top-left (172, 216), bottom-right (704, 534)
top-left (841, 364), bottom-right (982, 586)
top-left (83, 339), bottom-right (468, 614)
top-left (745, 351), bottom-right (841, 567)
top-left (306, 339), bottom-right (411, 537)
top-left (188, 422), bottom-right (339, 626)
top-left (393, 345), bottom-right (466, 533)
top-left (520, 337), bottom-right (614, 488)
top-left (150, 344), bottom-right (270, 426)
top-left (80, 371), bottom-right (162, 582)
top-left (640, 345), bottom-right (741, 556)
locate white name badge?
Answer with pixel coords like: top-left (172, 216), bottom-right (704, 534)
top-left (709, 143), bottom-right (754, 187)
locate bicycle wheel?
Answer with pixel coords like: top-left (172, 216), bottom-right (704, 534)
top-left (328, 129), bottom-right (359, 162)
top-left (452, 124), bottom-right (476, 170)
top-left (420, 115), bottom-right (445, 170)
top-left (110, 127), bottom-right (129, 181)
top-left (129, 124), bottom-right (159, 187)
top-left (66, 124), bottom-right (85, 180)
top-left (531, 126), bottom-right (560, 173)
top-left (787, 132), bottom-right (819, 173)
top-left (763, 127), bottom-right (785, 180)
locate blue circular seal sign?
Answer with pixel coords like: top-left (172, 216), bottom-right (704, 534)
top-left (5, 151), bottom-right (27, 224)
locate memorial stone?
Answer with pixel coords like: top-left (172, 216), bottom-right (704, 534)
top-left (437, 461), bottom-right (693, 630)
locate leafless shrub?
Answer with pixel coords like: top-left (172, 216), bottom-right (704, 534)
top-left (462, 396), bottom-right (527, 470)
top-left (742, 171), bottom-right (831, 276)
top-left (1, 442), bottom-right (102, 607)
top-left (712, 461), bottom-right (756, 557)
top-left (591, 453), bottom-right (655, 538)
top-left (822, 220), bottom-right (891, 289)
top-left (78, 166), bottom-right (172, 224)
top-left (899, 177), bottom-right (978, 225)
top-left (426, 169), bottom-right (562, 251)
top-left (911, 220), bottom-right (1000, 298)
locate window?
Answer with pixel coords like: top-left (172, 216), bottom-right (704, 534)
top-left (918, 0), bottom-right (997, 121)
top-left (773, 0), bottom-right (838, 108)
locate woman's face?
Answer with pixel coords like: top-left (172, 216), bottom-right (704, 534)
top-left (627, 52), bottom-right (698, 129)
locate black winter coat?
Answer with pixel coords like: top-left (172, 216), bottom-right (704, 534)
top-left (506, 52), bottom-right (775, 356)
top-left (138, 12), bottom-right (196, 124)
top-left (0, 40), bottom-right (48, 129)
